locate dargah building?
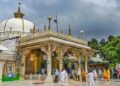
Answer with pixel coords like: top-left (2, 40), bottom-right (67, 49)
top-left (0, 3), bottom-right (93, 82)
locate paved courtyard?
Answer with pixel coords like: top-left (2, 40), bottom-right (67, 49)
top-left (0, 80), bottom-right (120, 86)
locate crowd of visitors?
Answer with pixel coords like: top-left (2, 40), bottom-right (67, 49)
top-left (40, 66), bottom-right (120, 86)
top-left (50, 67), bottom-right (120, 86)
top-left (112, 68), bottom-right (120, 79)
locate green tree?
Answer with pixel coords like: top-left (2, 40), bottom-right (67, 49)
top-left (108, 35), bottom-right (114, 42)
top-left (89, 36), bottom-right (120, 66)
top-left (100, 38), bottom-right (106, 46)
top-left (88, 38), bottom-right (99, 50)
top-left (100, 36), bottom-right (120, 65)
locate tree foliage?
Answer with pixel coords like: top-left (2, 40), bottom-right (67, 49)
top-left (101, 36), bottom-right (120, 65)
top-left (88, 36), bottom-right (120, 66)
top-left (88, 38), bottom-right (99, 50)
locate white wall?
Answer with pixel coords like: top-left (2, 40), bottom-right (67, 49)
top-left (0, 37), bottom-right (18, 54)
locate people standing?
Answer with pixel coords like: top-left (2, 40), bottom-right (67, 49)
top-left (113, 68), bottom-right (118, 79)
top-left (81, 70), bottom-right (86, 82)
top-left (54, 68), bottom-right (59, 83)
top-left (98, 68), bottom-right (102, 79)
top-left (77, 68), bottom-right (81, 81)
top-left (41, 68), bottom-right (45, 81)
top-left (41, 68), bottom-right (45, 75)
top-left (88, 70), bottom-right (95, 86)
top-left (103, 68), bottom-right (107, 81)
top-left (93, 69), bottom-right (97, 81)
top-left (73, 69), bottom-right (77, 81)
top-left (103, 68), bottom-right (110, 86)
top-left (107, 68), bottom-right (110, 81)
top-left (117, 68), bottom-right (120, 79)
top-left (59, 68), bottom-right (68, 86)
top-left (103, 68), bottom-right (110, 81)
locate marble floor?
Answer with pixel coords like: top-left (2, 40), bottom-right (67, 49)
top-left (0, 80), bottom-right (120, 86)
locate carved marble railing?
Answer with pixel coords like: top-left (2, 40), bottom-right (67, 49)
top-left (24, 74), bottom-right (57, 81)
top-left (18, 31), bottom-right (88, 45)
top-left (24, 74), bottom-right (47, 80)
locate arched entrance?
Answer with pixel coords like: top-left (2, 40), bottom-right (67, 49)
top-left (63, 50), bottom-right (78, 73)
top-left (25, 49), bottom-right (47, 74)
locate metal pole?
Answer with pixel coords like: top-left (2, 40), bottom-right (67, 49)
top-left (48, 16), bottom-right (52, 30)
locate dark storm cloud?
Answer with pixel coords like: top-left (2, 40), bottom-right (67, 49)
top-left (0, 0), bottom-right (120, 40)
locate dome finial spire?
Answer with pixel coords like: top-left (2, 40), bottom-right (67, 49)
top-left (14, 2), bottom-right (24, 18)
top-left (18, 2), bottom-right (21, 12)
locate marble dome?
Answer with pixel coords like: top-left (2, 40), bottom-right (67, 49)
top-left (0, 18), bottom-right (34, 33)
top-left (0, 3), bottom-right (34, 34)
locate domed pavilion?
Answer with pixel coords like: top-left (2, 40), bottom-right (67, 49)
top-left (0, 3), bottom-right (94, 83)
top-left (0, 3), bottom-right (35, 81)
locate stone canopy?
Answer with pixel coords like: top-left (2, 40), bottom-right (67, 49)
top-left (17, 30), bottom-right (94, 82)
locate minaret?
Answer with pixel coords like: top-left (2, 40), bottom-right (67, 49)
top-left (47, 16), bottom-right (52, 31)
top-left (14, 2), bottom-right (24, 18)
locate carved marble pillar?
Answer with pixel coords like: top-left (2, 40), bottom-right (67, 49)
top-left (46, 52), bottom-right (52, 76)
top-left (59, 59), bottom-right (63, 71)
top-left (78, 56), bottom-right (82, 81)
top-left (59, 47), bottom-right (64, 71)
top-left (44, 43), bottom-right (53, 83)
top-left (78, 56), bottom-right (81, 69)
top-left (20, 49), bottom-right (29, 79)
top-left (20, 54), bottom-right (25, 79)
top-left (85, 56), bottom-right (88, 73)
top-left (57, 46), bottom-right (70, 71)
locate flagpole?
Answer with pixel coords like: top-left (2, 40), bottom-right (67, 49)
top-left (54, 12), bottom-right (59, 33)
top-left (56, 13), bottom-right (58, 33)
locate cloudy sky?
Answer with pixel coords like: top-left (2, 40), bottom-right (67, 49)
top-left (0, 0), bottom-right (120, 40)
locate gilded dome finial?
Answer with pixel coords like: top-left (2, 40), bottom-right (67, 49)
top-left (18, 2), bottom-right (21, 12)
top-left (14, 2), bottom-right (24, 18)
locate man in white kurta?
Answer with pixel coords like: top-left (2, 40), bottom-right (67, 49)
top-left (88, 70), bottom-right (95, 86)
top-left (59, 68), bottom-right (68, 86)
top-left (93, 69), bottom-right (97, 79)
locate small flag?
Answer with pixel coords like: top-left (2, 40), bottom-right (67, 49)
top-left (54, 19), bottom-right (57, 23)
